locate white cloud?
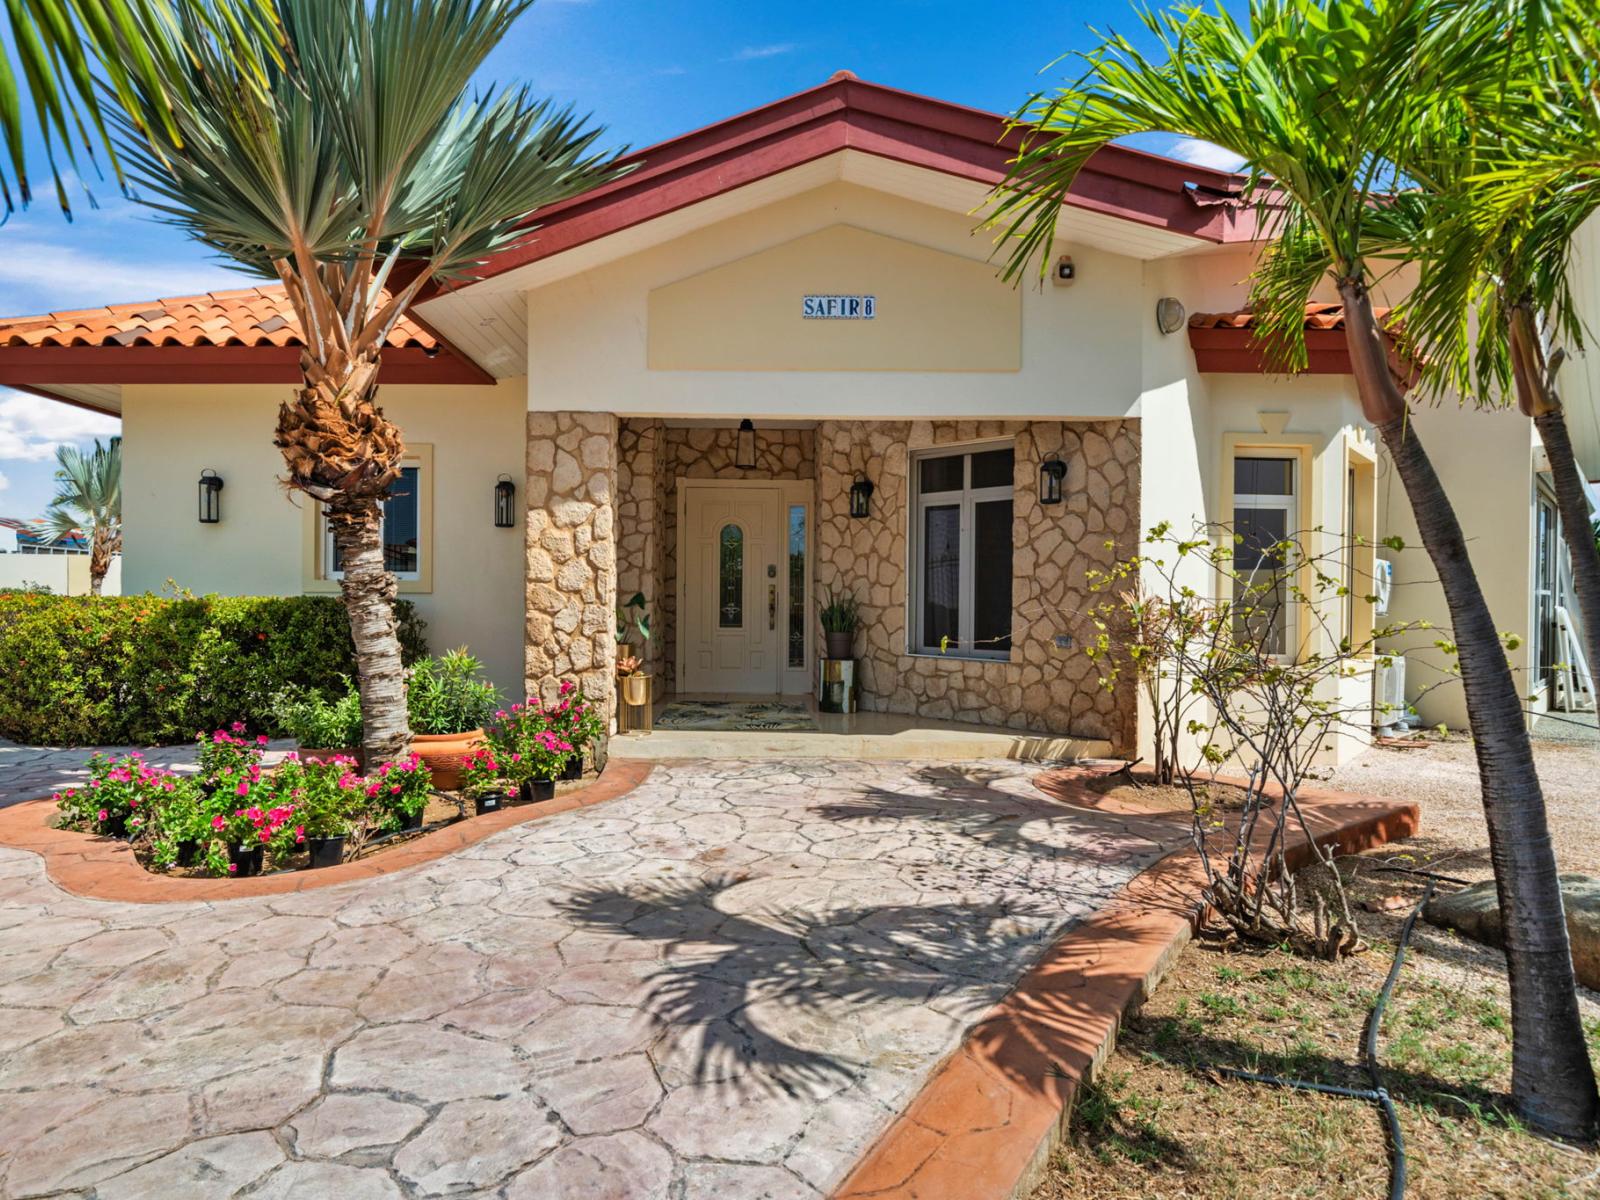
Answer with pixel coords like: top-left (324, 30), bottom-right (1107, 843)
top-left (729, 43), bottom-right (798, 61)
top-left (1164, 137), bottom-right (1247, 173)
top-left (0, 469), bottom-right (9, 492)
top-left (0, 389), bottom-right (121, 462)
top-left (0, 237), bottom-right (253, 313)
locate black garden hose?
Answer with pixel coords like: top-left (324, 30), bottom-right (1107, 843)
top-left (1213, 879), bottom-right (1437, 1200)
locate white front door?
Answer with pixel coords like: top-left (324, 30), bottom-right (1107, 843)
top-left (681, 484), bottom-right (784, 694)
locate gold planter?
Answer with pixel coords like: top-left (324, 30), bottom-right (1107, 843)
top-left (621, 674), bottom-right (652, 707)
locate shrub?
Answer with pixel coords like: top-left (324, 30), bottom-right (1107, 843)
top-left (407, 647), bottom-right (499, 735)
top-left (270, 681), bottom-right (364, 750)
top-left (479, 691), bottom-right (577, 787)
top-left (365, 753), bottom-right (432, 831)
top-left (0, 593), bottom-right (427, 745)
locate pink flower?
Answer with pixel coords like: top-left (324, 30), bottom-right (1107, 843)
top-left (256, 735), bottom-right (269, 746)
top-left (389, 783), bottom-right (400, 794)
top-left (560, 680), bottom-right (575, 696)
top-left (257, 829), bottom-right (271, 843)
top-left (246, 807), bottom-right (262, 821)
top-left (227, 863), bottom-right (238, 874)
top-left (236, 781), bottom-right (250, 797)
top-left (231, 722), bottom-right (246, 734)
top-left (211, 815), bottom-right (226, 830)
top-left (294, 828), bottom-right (305, 844)
top-left (97, 809), bottom-right (108, 821)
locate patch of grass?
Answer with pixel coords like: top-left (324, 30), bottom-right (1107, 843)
top-left (1032, 934), bottom-right (1595, 1200)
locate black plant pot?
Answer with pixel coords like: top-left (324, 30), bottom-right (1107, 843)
top-left (519, 778), bottom-right (556, 804)
top-left (561, 756), bottom-right (583, 782)
top-left (306, 836), bottom-right (345, 869)
top-left (175, 839), bottom-right (201, 867)
top-left (228, 843), bottom-right (264, 877)
top-left (400, 808), bottom-right (424, 832)
top-left (99, 813), bottom-right (128, 839)
top-left (474, 793), bottom-right (503, 816)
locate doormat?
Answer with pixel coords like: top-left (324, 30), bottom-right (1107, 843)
top-left (654, 700), bottom-right (817, 732)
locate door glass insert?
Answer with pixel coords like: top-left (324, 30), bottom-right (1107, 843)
top-left (719, 524), bottom-right (744, 628)
top-left (788, 505), bottom-right (806, 667)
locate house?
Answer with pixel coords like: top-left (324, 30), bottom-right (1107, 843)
top-left (0, 73), bottom-right (1589, 758)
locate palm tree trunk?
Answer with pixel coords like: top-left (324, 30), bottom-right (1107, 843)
top-left (1507, 306), bottom-right (1600, 715)
top-left (328, 503), bottom-right (412, 765)
top-left (1339, 277), bottom-right (1599, 1139)
top-left (88, 526), bottom-right (110, 596)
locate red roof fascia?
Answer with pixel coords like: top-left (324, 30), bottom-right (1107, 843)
top-left (1187, 327), bottom-right (1358, 376)
top-left (0, 345), bottom-right (493, 387)
top-left (445, 75), bottom-right (1249, 290)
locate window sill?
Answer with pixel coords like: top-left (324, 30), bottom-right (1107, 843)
top-left (904, 650), bottom-right (1016, 666)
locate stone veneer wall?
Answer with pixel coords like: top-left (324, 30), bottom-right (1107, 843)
top-left (816, 418), bottom-right (1141, 752)
top-left (526, 411), bottom-right (619, 725)
top-left (616, 422), bottom-right (815, 693)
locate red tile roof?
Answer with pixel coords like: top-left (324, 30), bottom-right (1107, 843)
top-left (0, 286), bottom-right (439, 351)
top-left (1187, 302), bottom-right (1395, 331)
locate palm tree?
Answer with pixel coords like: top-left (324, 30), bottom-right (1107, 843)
top-left (989, 0), bottom-right (1598, 1138)
top-left (1398, 2), bottom-right (1600, 716)
top-left (106, 0), bottom-right (622, 764)
top-left (46, 437), bottom-right (122, 595)
top-left (1, 0), bottom-right (279, 216)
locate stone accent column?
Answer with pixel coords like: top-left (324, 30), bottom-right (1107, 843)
top-left (615, 420), bottom-right (660, 678)
top-left (526, 411), bottom-right (619, 726)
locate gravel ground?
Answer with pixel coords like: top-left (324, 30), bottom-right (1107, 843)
top-left (1325, 729), bottom-right (1600, 880)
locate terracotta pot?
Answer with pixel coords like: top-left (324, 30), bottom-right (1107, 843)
top-left (824, 630), bottom-right (854, 660)
top-left (621, 674), bottom-right (651, 708)
top-left (410, 729), bottom-right (485, 790)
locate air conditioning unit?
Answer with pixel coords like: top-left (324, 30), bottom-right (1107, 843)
top-left (1373, 558), bottom-right (1394, 618)
top-left (1373, 655), bottom-right (1408, 736)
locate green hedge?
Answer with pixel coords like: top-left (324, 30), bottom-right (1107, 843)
top-left (0, 593), bottom-right (428, 746)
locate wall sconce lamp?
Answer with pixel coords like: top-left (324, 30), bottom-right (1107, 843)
top-left (1039, 455), bottom-right (1068, 505)
top-left (849, 477), bottom-right (875, 519)
top-left (198, 469), bottom-right (224, 524)
top-left (734, 419), bottom-right (757, 470)
top-left (494, 474), bottom-right (516, 528)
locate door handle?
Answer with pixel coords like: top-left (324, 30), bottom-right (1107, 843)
top-left (769, 583), bottom-right (777, 631)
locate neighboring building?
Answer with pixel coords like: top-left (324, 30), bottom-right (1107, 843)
top-left (0, 74), bottom-right (1584, 757)
top-left (0, 519), bottom-right (121, 594)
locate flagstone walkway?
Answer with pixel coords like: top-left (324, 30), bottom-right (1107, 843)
top-left (0, 738), bottom-right (295, 810)
top-left (0, 758), bottom-right (1177, 1199)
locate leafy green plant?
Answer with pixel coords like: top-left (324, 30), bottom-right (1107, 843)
top-left (616, 592), bottom-right (651, 645)
top-left (271, 681), bottom-right (363, 749)
top-left (818, 586), bottom-right (861, 634)
top-left (271, 755), bottom-right (365, 839)
top-left (407, 648), bottom-right (500, 735)
top-left (365, 754), bottom-right (432, 832)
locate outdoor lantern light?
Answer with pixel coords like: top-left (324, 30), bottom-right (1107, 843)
top-left (494, 474), bottom-right (516, 528)
top-left (734, 419), bottom-right (757, 470)
top-left (197, 469), bottom-right (224, 524)
top-left (1039, 454), bottom-right (1068, 505)
top-left (849, 477), bottom-right (875, 519)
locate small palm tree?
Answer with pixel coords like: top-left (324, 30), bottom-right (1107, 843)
top-left (989, 0), bottom-right (1597, 1138)
top-left (105, 0), bottom-right (621, 765)
top-left (1398, 0), bottom-right (1600, 710)
top-left (46, 437), bottom-right (122, 595)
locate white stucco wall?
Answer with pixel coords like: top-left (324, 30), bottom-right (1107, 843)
top-left (119, 378), bottom-right (529, 693)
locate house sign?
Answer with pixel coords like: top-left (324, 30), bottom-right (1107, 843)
top-left (802, 294), bottom-right (876, 319)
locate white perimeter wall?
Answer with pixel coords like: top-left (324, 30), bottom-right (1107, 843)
top-left (0, 554), bottom-right (120, 595)
top-left (119, 378), bottom-right (528, 693)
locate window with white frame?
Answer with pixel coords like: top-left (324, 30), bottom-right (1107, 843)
top-left (320, 462), bottom-right (425, 582)
top-left (910, 443), bottom-right (1014, 658)
top-left (1231, 454), bottom-right (1297, 656)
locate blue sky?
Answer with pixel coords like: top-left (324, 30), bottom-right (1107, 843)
top-left (0, 0), bottom-right (1238, 521)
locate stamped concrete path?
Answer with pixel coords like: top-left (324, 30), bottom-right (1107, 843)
top-left (0, 759), bottom-right (1174, 1199)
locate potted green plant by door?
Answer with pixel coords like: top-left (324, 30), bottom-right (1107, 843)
top-left (820, 585), bottom-right (862, 660)
top-left (407, 648), bottom-right (500, 789)
top-left (616, 591), bottom-right (651, 661)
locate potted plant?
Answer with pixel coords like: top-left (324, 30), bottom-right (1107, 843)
top-left (56, 751), bottom-right (184, 842)
top-left (407, 648), bottom-right (500, 789)
top-left (272, 756), bottom-right (363, 869)
top-left (616, 591), bottom-right (651, 661)
top-left (483, 701), bottom-right (573, 803)
top-left (147, 775), bottom-right (209, 869)
top-left (544, 681), bottom-right (604, 780)
top-left (819, 585), bottom-right (862, 660)
top-left (616, 655), bottom-right (651, 710)
top-left (195, 724), bottom-right (268, 797)
top-left (366, 753), bottom-right (432, 833)
top-left (460, 746), bottom-right (511, 814)
top-left (210, 800), bottom-right (299, 878)
top-left (271, 682), bottom-right (364, 766)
